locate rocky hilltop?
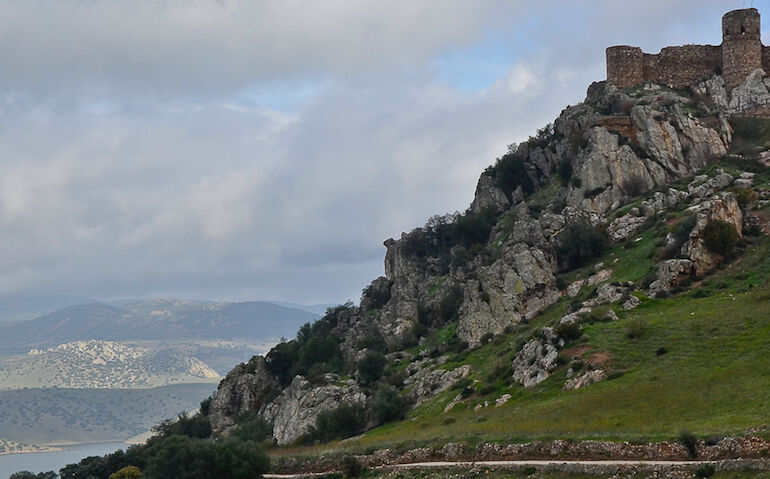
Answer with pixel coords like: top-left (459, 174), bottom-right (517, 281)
top-left (206, 69), bottom-right (770, 446)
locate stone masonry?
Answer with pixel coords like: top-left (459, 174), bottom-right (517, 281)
top-left (607, 8), bottom-right (768, 89)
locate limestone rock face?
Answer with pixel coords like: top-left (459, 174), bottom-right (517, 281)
top-left (648, 259), bottom-right (696, 298)
top-left (457, 241), bottom-right (559, 347)
top-left (470, 174), bottom-right (510, 214)
top-left (512, 339), bottom-right (558, 387)
top-left (683, 192), bottom-right (743, 275)
top-left (407, 365), bottom-right (471, 406)
top-left (209, 356), bottom-right (277, 432)
top-left (262, 375), bottom-right (366, 446)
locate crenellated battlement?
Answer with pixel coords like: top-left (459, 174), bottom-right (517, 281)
top-left (607, 8), bottom-right (766, 89)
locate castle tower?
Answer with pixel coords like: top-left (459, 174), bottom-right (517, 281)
top-left (606, 46), bottom-right (644, 88)
top-left (722, 8), bottom-right (763, 88)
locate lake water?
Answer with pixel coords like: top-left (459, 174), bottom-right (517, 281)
top-left (0, 442), bottom-right (129, 478)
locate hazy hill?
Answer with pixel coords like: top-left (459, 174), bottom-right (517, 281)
top-left (0, 340), bottom-right (220, 389)
top-left (0, 299), bottom-right (317, 356)
top-left (0, 294), bottom-right (93, 322)
top-left (0, 384), bottom-right (216, 444)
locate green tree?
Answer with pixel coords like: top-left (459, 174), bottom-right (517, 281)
top-left (110, 466), bottom-right (142, 479)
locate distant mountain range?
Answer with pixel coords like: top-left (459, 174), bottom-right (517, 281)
top-left (0, 298), bottom-right (318, 356)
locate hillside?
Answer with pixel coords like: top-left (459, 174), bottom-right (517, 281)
top-left (205, 68), bottom-right (770, 454)
top-left (0, 340), bottom-right (219, 389)
top-left (0, 384), bottom-right (216, 445)
top-left (0, 299), bottom-right (317, 357)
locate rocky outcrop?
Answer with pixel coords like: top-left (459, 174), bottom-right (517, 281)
top-left (457, 242), bottom-right (559, 346)
top-left (648, 259), bottom-right (696, 298)
top-left (564, 369), bottom-right (606, 391)
top-left (262, 375), bottom-right (366, 446)
top-left (683, 192), bottom-right (743, 275)
top-left (511, 339), bottom-right (558, 387)
top-left (470, 175), bottom-right (510, 214)
top-left (209, 356), bottom-right (277, 432)
top-left (407, 365), bottom-right (471, 406)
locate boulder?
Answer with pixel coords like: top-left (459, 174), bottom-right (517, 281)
top-left (564, 369), bottom-right (606, 391)
top-left (261, 375), bottom-right (366, 446)
top-left (209, 356), bottom-right (277, 432)
top-left (648, 259), bottom-right (696, 298)
top-left (512, 339), bottom-right (558, 387)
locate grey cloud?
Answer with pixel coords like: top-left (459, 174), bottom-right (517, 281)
top-left (0, 1), bottom-right (761, 304)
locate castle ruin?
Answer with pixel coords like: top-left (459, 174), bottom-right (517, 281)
top-left (607, 8), bottom-right (768, 89)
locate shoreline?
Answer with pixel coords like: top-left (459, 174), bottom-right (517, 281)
top-left (0, 440), bottom-right (130, 456)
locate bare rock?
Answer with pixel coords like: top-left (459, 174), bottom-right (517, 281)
top-left (683, 192), bottom-right (743, 275)
top-left (608, 214), bottom-right (648, 241)
top-left (564, 369), bottom-right (606, 391)
top-left (512, 339), bottom-right (558, 387)
top-left (209, 356), bottom-right (277, 432)
top-left (262, 375), bottom-right (366, 446)
top-left (470, 174), bottom-right (510, 214)
top-left (409, 365), bottom-right (471, 406)
top-left (648, 259), bottom-right (696, 298)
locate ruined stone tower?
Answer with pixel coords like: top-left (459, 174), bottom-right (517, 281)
top-left (722, 8), bottom-right (762, 88)
top-left (606, 8), bottom-right (768, 90)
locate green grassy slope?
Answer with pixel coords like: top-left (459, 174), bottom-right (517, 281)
top-left (321, 203), bottom-right (770, 451)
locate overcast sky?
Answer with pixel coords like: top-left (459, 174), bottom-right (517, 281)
top-left (0, 0), bottom-right (765, 305)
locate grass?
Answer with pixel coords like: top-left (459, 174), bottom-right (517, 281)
top-left (288, 236), bottom-right (770, 455)
top-left (354, 470), bottom-right (770, 479)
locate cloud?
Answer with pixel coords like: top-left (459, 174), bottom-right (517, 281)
top-left (0, 0), bottom-right (762, 304)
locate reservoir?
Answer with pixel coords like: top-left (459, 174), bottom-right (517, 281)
top-left (0, 442), bottom-right (128, 478)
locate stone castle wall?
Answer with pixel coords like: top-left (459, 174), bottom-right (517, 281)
top-left (607, 8), bottom-right (765, 90)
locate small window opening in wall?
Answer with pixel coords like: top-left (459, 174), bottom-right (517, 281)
top-left (742, 25), bottom-right (746, 35)
top-left (725, 29), bottom-right (730, 37)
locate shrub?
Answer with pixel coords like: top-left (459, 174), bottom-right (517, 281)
top-left (109, 466), bottom-right (142, 479)
top-left (624, 318), bottom-right (648, 340)
top-left (557, 159), bottom-right (573, 185)
top-left (231, 411), bottom-right (272, 442)
top-left (361, 278), bottom-right (392, 311)
top-left (622, 175), bottom-right (646, 198)
top-left (439, 285), bottom-right (465, 323)
top-left (152, 413), bottom-right (211, 439)
top-left (356, 352), bottom-right (386, 385)
top-left (656, 346), bottom-right (668, 356)
top-left (485, 151), bottom-right (535, 197)
top-left (679, 430), bottom-right (698, 458)
top-left (443, 417), bottom-right (456, 425)
top-left (731, 187), bottom-right (758, 209)
top-left (554, 222), bottom-right (611, 271)
top-left (307, 403), bottom-right (366, 443)
top-left (368, 384), bottom-right (411, 425)
top-left (554, 321), bottom-right (582, 341)
top-left (703, 220), bottom-right (739, 257)
top-left (341, 456), bottom-right (364, 478)
top-left (695, 465), bottom-right (715, 478)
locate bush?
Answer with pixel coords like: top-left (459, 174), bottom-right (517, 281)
top-left (557, 159), bottom-right (573, 185)
top-left (439, 285), bottom-right (465, 323)
top-left (656, 346), bottom-right (668, 356)
top-left (731, 187), bottom-right (758, 209)
top-left (485, 151), bottom-right (535, 197)
top-left (679, 430), bottom-right (698, 458)
top-left (703, 220), bottom-right (739, 257)
top-left (695, 465), bottom-right (715, 478)
top-left (231, 411), bottom-right (272, 442)
top-left (554, 222), bottom-right (611, 271)
top-left (368, 384), bottom-right (411, 425)
top-left (356, 352), bottom-right (386, 385)
top-left (624, 318), bottom-right (648, 340)
top-left (340, 456), bottom-right (364, 478)
top-left (554, 321), bottom-right (582, 341)
top-left (361, 278), bottom-right (392, 311)
top-left (307, 403), bottom-right (366, 443)
top-left (152, 413), bottom-right (211, 439)
top-left (110, 466), bottom-right (142, 479)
